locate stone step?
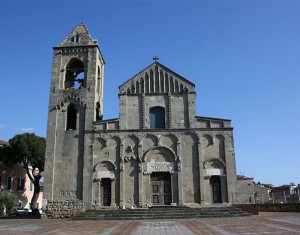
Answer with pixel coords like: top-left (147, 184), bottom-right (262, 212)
top-left (72, 206), bottom-right (250, 220)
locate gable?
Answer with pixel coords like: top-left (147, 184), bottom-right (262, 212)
top-left (119, 62), bottom-right (195, 94)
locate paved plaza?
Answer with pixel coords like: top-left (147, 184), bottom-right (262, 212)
top-left (0, 212), bottom-right (300, 235)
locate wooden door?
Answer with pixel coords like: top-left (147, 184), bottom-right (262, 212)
top-left (151, 172), bottom-right (172, 205)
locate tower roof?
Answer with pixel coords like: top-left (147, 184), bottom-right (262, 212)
top-left (57, 23), bottom-right (98, 47)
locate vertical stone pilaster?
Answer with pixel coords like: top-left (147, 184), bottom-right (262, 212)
top-left (224, 133), bottom-right (236, 204)
top-left (198, 140), bottom-right (205, 204)
top-left (111, 178), bottom-right (116, 206)
top-left (138, 143), bottom-right (143, 207)
top-left (98, 180), bottom-right (101, 206)
top-left (177, 166), bottom-right (183, 206)
top-left (167, 93), bottom-right (172, 128)
top-left (176, 140), bottom-right (183, 205)
top-left (141, 94), bottom-right (146, 129)
top-left (119, 143), bottom-right (124, 208)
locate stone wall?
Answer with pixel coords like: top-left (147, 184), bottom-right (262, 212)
top-left (45, 200), bottom-right (85, 219)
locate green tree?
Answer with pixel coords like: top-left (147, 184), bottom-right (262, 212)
top-left (0, 133), bottom-right (45, 214)
top-left (0, 191), bottom-right (18, 216)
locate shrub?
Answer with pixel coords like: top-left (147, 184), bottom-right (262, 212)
top-left (0, 191), bottom-right (18, 216)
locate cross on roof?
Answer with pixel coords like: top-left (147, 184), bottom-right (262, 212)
top-left (153, 56), bottom-right (159, 62)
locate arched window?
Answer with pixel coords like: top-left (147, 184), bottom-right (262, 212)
top-left (66, 104), bottom-right (77, 130)
top-left (65, 59), bottom-right (85, 89)
top-left (149, 107), bottom-right (165, 129)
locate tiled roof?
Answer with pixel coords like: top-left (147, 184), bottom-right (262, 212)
top-left (0, 140), bottom-right (9, 146)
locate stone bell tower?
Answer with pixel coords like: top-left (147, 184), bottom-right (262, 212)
top-left (44, 24), bottom-right (104, 204)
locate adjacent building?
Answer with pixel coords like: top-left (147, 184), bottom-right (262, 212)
top-left (0, 140), bottom-right (43, 210)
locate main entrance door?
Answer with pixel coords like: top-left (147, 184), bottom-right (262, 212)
top-left (210, 176), bottom-right (222, 203)
top-left (151, 172), bottom-right (172, 205)
top-left (101, 178), bottom-right (111, 206)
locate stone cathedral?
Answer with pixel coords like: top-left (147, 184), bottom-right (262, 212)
top-left (44, 24), bottom-right (238, 216)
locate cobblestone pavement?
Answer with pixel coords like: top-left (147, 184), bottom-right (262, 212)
top-left (0, 212), bottom-right (300, 235)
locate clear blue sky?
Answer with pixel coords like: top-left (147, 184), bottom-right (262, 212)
top-left (1, 0), bottom-right (299, 186)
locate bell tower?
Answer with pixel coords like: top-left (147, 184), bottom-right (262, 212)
top-left (44, 24), bottom-right (104, 202)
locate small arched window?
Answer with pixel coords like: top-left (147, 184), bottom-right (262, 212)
top-left (149, 107), bottom-right (165, 129)
top-left (66, 104), bottom-right (77, 130)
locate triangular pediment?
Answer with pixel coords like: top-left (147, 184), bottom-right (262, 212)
top-left (57, 24), bottom-right (98, 47)
top-left (119, 62), bottom-right (195, 94)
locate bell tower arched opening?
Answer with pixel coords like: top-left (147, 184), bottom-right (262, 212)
top-left (65, 58), bottom-right (85, 89)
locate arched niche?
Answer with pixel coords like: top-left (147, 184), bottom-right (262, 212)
top-left (203, 158), bottom-right (226, 176)
top-left (201, 134), bottom-right (213, 147)
top-left (143, 147), bottom-right (176, 173)
top-left (142, 134), bottom-right (158, 149)
top-left (94, 160), bottom-right (116, 180)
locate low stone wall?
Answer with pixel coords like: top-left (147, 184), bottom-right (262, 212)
top-left (234, 204), bottom-right (259, 215)
top-left (258, 203), bottom-right (300, 212)
top-left (45, 200), bottom-right (85, 219)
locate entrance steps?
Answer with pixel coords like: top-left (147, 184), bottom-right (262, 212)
top-left (72, 206), bottom-right (250, 220)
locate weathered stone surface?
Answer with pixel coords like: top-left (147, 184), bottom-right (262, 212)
top-left (44, 24), bottom-right (242, 218)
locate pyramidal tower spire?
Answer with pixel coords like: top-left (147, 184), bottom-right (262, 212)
top-left (58, 23), bottom-right (98, 47)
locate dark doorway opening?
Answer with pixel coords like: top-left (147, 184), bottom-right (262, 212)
top-left (210, 176), bottom-right (222, 203)
top-left (101, 178), bottom-right (111, 206)
top-left (151, 172), bottom-right (172, 205)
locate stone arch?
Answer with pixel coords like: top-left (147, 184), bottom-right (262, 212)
top-left (123, 134), bottom-right (139, 162)
top-left (94, 160), bottom-right (116, 172)
top-left (203, 158), bottom-right (226, 176)
top-left (181, 131), bottom-right (199, 142)
top-left (159, 133), bottom-right (178, 153)
top-left (109, 135), bottom-right (121, 146)
top-left (142, 134), bottom-right (159, 149)
top-left (143, 146), bottom-right (176, 163)
top-left (93, 137), bottom-right (106, 151)
top-left (201, 134), bottom-right (213, 147)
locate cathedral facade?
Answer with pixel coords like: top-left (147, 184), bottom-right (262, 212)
top-left (44, 24), bottom-right (238, 214)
